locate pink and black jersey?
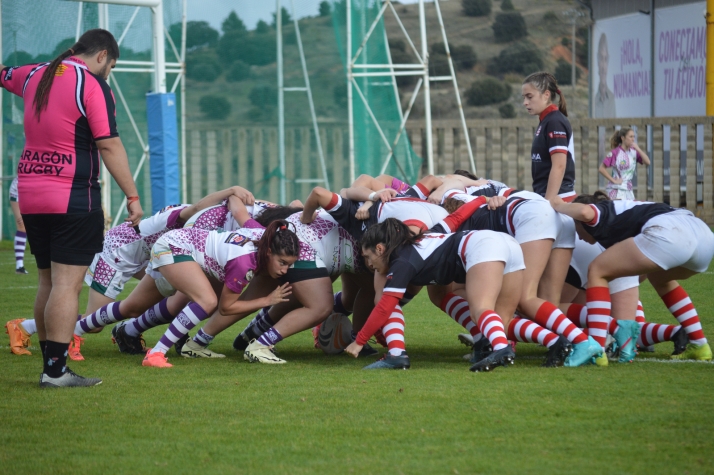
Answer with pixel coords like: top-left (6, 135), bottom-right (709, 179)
top-left (531, 105), bottom-right (575, 200)
top-left (583, 200), bottom-right (675, 248)
top-left (1, 58), bottom-right (118, 214)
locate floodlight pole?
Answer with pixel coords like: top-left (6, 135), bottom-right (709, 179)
top-left (0, 0), bottom-right (3, 238)
top-left (419, 0), bottom-right (434, 176)
top-left (277, 0), bottom-right (286, 204)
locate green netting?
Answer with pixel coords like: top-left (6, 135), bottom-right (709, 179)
top-left (331, 0), bottom-right (421, 184)
top-left (1, 0), bottom-right (182, 239)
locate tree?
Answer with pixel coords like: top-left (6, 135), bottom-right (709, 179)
top-left (218, 31), bottom-right (277, 66)
top-left (465, 77), bottom-right (511, 106)
top-left (462, 0), bottom-right (492, 17)
top-left (6, 50), bottom-right (33, 66)
top-left (271, 7), bottom-right (292, 28)
top-left (431, 42), bottom-right (477, 71)
top-left (186, 51), bottom-right (222, 82)
top-left (222, 11), bottom-right (247, 35)
top-left (492, 12), bottom-right (527, 43)
top-left (226, 61), bottom-right (251, 82)
top-left (199, 95), bottom-right (231, 120)
top-left (501, 0), bottom-right (515, 11)
top-left (249, 85), bottom-right (278, 108)
top-left (52, 37), bottom-right (76, 58)
top-left (554, 59), bottom-right (580, 85)
top-left (498, 102), bottom-right (516, 118)
top-left (319, 1), bottom-right (331, 17)
top-left (488, 40), bottom-right (542, 75)
top-left (168, 21), bottom-right (219, 51)
top-left (255, 20), bottom-right (271, 34)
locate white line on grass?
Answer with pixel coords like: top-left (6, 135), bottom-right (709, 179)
top-left (517, 355), bottom-right (714, 365)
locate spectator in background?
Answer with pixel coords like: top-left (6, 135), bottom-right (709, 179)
top-left (8, 176), bottom-right (28, 274)
top-left (0, 29), bottom-right (143, 388)
top-left (599, 128), bottom-right (650, 200)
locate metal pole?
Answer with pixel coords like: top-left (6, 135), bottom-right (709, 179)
top-left (571, 20), bottom-right (576, 93)
top-left (151, 1), bottom-right (166, 93)
top-left (0, 0), bottom-right (4, 239)
top-left (99, 3), bottom-right (111, 223)
top-left (419, 0), bottom-right (434, 175)
top-left (707, 0), bottom-right (714, 116)
top-left (180, 0), bottom-right (187, 202)
top-left (277, 0), bottom-right (285, 204)
top-left (76, 2), bottom-right (83, 41)
top-left (651, 0), bottom-right (656, 116)
top-left (347, 0), bottom-right (355, 184)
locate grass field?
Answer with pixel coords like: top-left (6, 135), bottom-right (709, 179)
top-left (1, 239), bottom-right (713, 475)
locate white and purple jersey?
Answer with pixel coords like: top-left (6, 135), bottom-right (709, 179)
top-left (184, 199), bottom-right (277, 232)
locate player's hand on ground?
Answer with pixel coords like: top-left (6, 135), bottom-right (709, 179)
top-left (231, 186), bottom-right (255, 205)
top-left (345, 341), bottom-right (363, 358)
top-left (268, 283), bottom-right (292, 305)
top-left (487, 195), bottom-right (506, 210)
top-left (355, 201), bottom-right (374, 220)
top-left (125, 199), bottom-right (144, 226)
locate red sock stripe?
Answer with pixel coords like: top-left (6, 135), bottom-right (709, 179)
top-left (662, 286), bottom-right (688, 308)
top-left (639, 322), bottom-right (677, 346)
top-left (477, 310), bottom-right (509, 350)
top-left (607, 317), bottom-right (617, 335)
top-left (566, 303), bottom-right (587, 328)
top-left (509, 318), bottom-right (558, 347)
top-left (534, 301), bottom-right (587, 345)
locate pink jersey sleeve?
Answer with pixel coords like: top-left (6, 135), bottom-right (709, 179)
top-left (243, 218), bottom-right (265, 229)
top-left (0, 64), bottom-right (42, 97)
top-left (602, 149), bottom-right (618, 168)
top-left (82, 73), bottom-right (118, 141)
top-left (224, 253), bottom-right (258, 294)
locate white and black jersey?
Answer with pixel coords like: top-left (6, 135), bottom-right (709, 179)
top-left (434, 191), bottom-right (530, 237)
top-left (583, 200), bottom-right (675, 248)
top-left (323, 194), bottom-right (379, 240)
top-left (531, 106), bottom-right (575, 199)
top-left (383, 232), bottom-right (469, 299)
top-left (465, 180), bottom-right (510, 198)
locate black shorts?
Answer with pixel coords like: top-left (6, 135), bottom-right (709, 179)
top-left (565, 265), bottom-right (584, 290)
top-left (22, 210), bottom-right (105, 269)
top-left (278, 263), bottom-right (329, 284)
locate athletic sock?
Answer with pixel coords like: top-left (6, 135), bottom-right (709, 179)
top-left (586, 287), bottom-right (611, 349)
top-left (476, 310), bottom-right (509, 351)
top-left (126, 298), bottom-right (175, 337)
top-left (507, 317), bottom-right (558, 348)
top-left (333, 291), bottom-right (352, 316)
top-left (257, 327), bottom-right (283, 347)
top-left (77, 302), bottom-right (124, 336)
top-left (565, 303), bottom-right (588, 328)
top-left (399, 291), bottom-right (414, 307)
top-left (192, 328), bottom-right (215, 347)
top-left (661, 286), bottom-right (707, 345)
top-left (14, 231), bottom-right (26, 269)
top-left (384, 305), bottom-right (406, 356)
top-left (39, 340), bottom-right (47, 360)
top-left (150, 302), bottom-right (209, 355)
top-left (241, 308), bottom-right (274, 341)
top-left (20, 319), bottom-right (37, 335)
top-left (533, 301), bottom-right (588, 345)
top-left (440, 293), bottom-right (479, 337)
top-left (636, 301), bottom-right (645, 323)
top-left (43, 340), bottom-right (69, 378)
top-left (607, 317), bottom-right (619, 336)
top-left (639, 323), bottom-right (680, 347)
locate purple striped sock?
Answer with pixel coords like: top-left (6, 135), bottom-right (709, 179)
top-left (14, 231), bottom-right (26, 267)
top-left (257, 327), bottom-right (283, 346)
top-left (333, 291), bottom-right (351, 316)
top-left (192, 328), bottom-right (214, 347)
top-left (153, 302), bottom-right (209, 354)
top-left (128, 298), bottom-right (173, 337)
top-left (78, 302), bottom-right (123, 334)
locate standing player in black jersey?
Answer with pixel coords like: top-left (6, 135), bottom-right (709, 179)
top-left (343, 218), bottom-right (526, 372)
top-left (522, 72), bottom-right (576, 308)
top-left (553, 192), bottom-right (714, 362)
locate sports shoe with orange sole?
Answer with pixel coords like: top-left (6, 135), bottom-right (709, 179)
top-left (311, 324), bottom-right (321, 349)
top-left (142, 351), bottom-right (173, 368)
top-left (5, 318), bottom-right (32, 355)
top-left (68, 334), bottom-right (85, 361)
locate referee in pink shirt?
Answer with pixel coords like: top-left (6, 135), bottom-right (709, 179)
top-left (0, 29), bottom-right (143, 387)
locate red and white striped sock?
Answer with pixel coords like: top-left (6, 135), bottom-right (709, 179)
top-left (586, 287), bottom-right (611, 349)
top-left (440, 293), bottom-right (479, 337)
top-left (507, 317), bottom-right (558, 348)
top-left (565, 303), bottom-right (588, 328)
top-left (533, 301), bottom-right (588, 345)
top-left (639, 322), bottom-right (680, 347)
top-left (383, 306), bottom-right (406, 356)
top-left (607, 317), bottom-right (619, 336)
top-left (477, 310), bottom-right (509, 351)
top-left (662, 286), bottom-right (707, 345)
top-left (636, 300), bottom-right (645, 323)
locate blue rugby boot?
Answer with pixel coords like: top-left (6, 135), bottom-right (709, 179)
top-left (363, 351), bottom-right (410, 370)
top-left (564, 336), bottom-right (603, 367)
top-left (614, 320), bottom-right (640, 363)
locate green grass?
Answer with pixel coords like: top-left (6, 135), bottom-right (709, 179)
top-left (1, 239), bottom-right (713, 474)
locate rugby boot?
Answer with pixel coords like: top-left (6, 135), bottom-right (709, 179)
top-left (5, 319), bottom-right (31, 355)
top-left (363, 351), bottom-right (410, 370)
top-left (614, 320), bottom-right (640, 363)
top-left (671, 342), bottom-right (713, 361)
top-left (470, 345), bottom-right (515, 372)
top-left (564, 336), bottom-right (603, 367)
top-left (541, 336), bottom-right (572, 368)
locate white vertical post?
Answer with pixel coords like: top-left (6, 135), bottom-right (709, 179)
top-left (419, 0), bottom-right (433, 175)
top-left (0, 0), bottom-right (4, 239)
top-left (347, 0), bottom-right (355, 183)
top-left (99, 3), bottom-right (111, 221)
top-left (76, 2), bottom-right (83, 42)
top-left (571, 20), bottom-right (576, 93)
top-left (151, 1), bottom-right (166, 93)
top-left (277, 0), bottom-right (285, 204)
top-left (180, 0), bottom-right (187, 202)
